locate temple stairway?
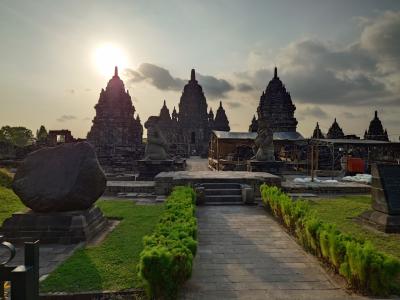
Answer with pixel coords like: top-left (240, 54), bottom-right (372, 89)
top-left (199, 183), bottom-right (246, 205)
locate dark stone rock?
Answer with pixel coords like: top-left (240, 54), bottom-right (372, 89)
top-left (12, 142), bottom-right (106, 212)
top-left (359, 210), bottom-right (400, 233)
top-left (359, 163), bottom-right (400, 233)
top-left (371, 164), bottom-right (400, 215)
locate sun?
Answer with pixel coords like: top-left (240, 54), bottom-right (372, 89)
top-left (93, 44), bottom-right (128, 77)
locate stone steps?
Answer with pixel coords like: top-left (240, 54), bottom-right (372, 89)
top-left (200, 183), bottom-right (242, 189)
top-left (204, 188), bottom-right (242, 196)
top-left (196, 182), bottom-right (250, 205)
top-left (204, 195), bottom-right (243, 205)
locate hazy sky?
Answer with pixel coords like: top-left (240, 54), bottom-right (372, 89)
top-left (1, 0), bottom-right (400, 140)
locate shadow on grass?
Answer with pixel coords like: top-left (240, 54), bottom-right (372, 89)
top-left (40, 250), bottom-right (104, 292)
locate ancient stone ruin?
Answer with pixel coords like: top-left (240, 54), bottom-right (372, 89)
top-left (150, 69), bottom-right (231, 157)
top-left (87, 66), bottom-right (143, 173)
top-left (255, 67), bottom-right (297, 133)
top-left (364, 111), bottom-right (389, 141)
top-left (213, 101), bottom-right (230, 132)
top-left (326, 118), bottom-right (345, 139)
top-left (249, 115), bottom-right (258, 133)
top-left (312, 122), bottom-right (324, 139)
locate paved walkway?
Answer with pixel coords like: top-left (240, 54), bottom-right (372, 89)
top-left (181, 206), bottom-right (365, 300)
top-left (0, 243), bottom-right (80, 280)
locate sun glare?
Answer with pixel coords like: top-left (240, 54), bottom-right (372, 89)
top-left (93, 44), bottom-right (128, 77)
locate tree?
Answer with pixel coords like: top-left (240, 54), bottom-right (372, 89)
top-left (36, 125), bottom-right (48, 142)
top-left (0, 126), bottom-right (34, 147)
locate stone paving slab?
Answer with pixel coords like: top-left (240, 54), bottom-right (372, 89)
top-left (0, 243), bottom-right (81, 280)
top-left (181, 206), bottom-right (367, 300)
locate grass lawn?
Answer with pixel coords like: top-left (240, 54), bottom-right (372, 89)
top-left (309, 195), bottom-right (400, 259)
top-left (0, 186), bottom-right (25, 225)
top-left (40, 200), bottom-right (164, 293)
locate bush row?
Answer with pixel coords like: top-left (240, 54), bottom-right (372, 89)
top-left (261, 184), bottom-right (400, 296)
top-left (138, 186), bottom-right (197, 300)
top-left (0, 168), bottom-right (13, 188)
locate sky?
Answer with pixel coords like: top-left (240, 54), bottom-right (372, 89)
top-left (1, 0), bottom-right (400, 140)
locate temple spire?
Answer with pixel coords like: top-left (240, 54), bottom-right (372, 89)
top-left (191, 69), bottom-right (196, 81)
top-left (219, 100), bottom-right (222, 108)
top-left (374, 110), bottom-right (378, 119)
top-left (114, 66), bottom-right (118, 77)
top-left (163, 99), bottom-right (167, 107)
top-left (274, 66), bottom-right (277, 78)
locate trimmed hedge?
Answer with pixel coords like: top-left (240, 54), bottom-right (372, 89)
top-left (0, 168), bottom-right (12, 188)
top-left (261, 184), bottom-right (400, 296)
top-left (138, 186), bottom-right (197, 300)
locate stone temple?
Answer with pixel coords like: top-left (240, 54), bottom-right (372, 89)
top-left (213, 101), bottom-right (230, 132)
top-left (364, 111), bottom-right (389, 141)
top-left (326, 118), bottom-right (345, 139)
top-left (255, 67), bottom-right (298, 132)
top-left (178, 69), bottom-right (213, 156)
top-left (87, 67), bottom-right (143, 172)
top-left (152, 69), bottom-right (231, 157)
top-left (249, 115), bottom-right (258, 133)
top-left (312, 122), bottom-right (324, 139)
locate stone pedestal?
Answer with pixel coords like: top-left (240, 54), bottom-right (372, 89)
top-left (359, 210), bottom-right (400, 233)
top-left (247, 160), bottom-right (284, 175)
top-left (0, 206), bottom-right (108, 244)
top-left (137, 159), bottom-right (185, 180)
top-left (359, 164), bottom-right (400, 233)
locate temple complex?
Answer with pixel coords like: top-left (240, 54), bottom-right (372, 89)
top-left (256, 67), bottom-right (298, 133)
top-left (312, 122), bottom-right (324, 139)
top-left (326, 118), bottom-right (345, 139)
top-left (364, 111), bottom-right (389, 141)
top-left (87, 66), bottom-right (143, 172)
top-left (213, 101), bottom-right (230, 132)
top-left (150, 69), bottom-right (230, 157)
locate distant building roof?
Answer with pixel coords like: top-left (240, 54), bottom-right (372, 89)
top-left (311, 138), bottom-right (396, 145)
top-left (212, 131), bottom-right (304, 141)
top-left (274, 131), bottom-right (304, 141)
top-left (212, 131), bottom-right (257, 140)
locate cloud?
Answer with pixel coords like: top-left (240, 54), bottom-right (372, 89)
top-left (196, 73), bottom-right (234, 99)
top-left (57, 115), bottom-right (77, 122)
top-left (124, 63), bottom-right (234, 99)
top-left (137, 63), bottom-right (185, 90)
top-left (299, 106), bottom-right (329, 119)
top-left (237, 82), bottom-right (254, 92)
top-left (234, 10), bottom-right (400, 108)
top-left (359, 10), bottom-right (400, 72)
top-left (226, 101), bottom-right (242, 108)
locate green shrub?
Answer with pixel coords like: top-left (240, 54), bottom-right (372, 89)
top-left (260, 184), bottom-right (400, 296)
top-left (138, 186), bottom-right (197, 300)
top-left (0, 168), bottom-right (13, 188)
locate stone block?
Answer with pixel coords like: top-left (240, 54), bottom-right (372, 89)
top-left (1, 206), bottom-right (108, 244)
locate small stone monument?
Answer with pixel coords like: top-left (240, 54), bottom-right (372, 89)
top-left (1, 142), bottom-right (108, 243)
top-left (137, 116), bottom-right (182, 180)
top-left (360, 164), bottom-right (400, 233)
top-left (144, 116), bottom-right (169, 160)
top-left (247, 119), bottom-right (283, 174)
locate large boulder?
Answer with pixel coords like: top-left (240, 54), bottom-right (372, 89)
top-left (12, 142), bottom-right (106, 212)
